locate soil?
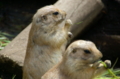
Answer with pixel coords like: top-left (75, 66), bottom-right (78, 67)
top-left (0, 0), bottom-right (120, 79)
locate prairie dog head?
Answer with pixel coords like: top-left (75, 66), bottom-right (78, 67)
top-left (32, 5), bottom-right (66, 31)
top-left (30, 5), bottom-right (71, 46)
top-left (63, 40), bottom-right (103, 66)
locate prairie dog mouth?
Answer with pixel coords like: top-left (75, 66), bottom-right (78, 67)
top-left (92, 59), bottom-right (101, 64)
top-left (57, 19), bottom-right (66, 28)
top-left (89, 60), bottom-right (101, 67)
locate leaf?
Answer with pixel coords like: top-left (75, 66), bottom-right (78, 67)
top-left (0, 32), bottom-right (13, 37)
top-left (12, 75), bottom-right (16, 79)
top-left (0, 47), bottom-right (4, 50)
top-left (76, 21), bottom-right (83, 24)
top-left (0, 37), bottom-right (7, 40)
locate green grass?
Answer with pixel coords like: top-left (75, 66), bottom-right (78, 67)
top-left (0, 75), bottom-right (16, 79)
top-left (94, 60), bottom-right (120, 79)
top-left (95, 69), bottom-right (120, 79)
top-left (0, 31), bottom-right (12, 50)
top-left (12, 75), bottom-right (16, 79)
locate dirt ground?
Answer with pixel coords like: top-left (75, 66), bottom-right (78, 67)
top-left (0, 0), bottom-right (120, 79)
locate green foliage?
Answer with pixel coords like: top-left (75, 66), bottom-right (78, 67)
top-left (76, 21), bottom-right (83, 24)
top-left (94, 60), bottom-right (120, 79)
top-left (12, 75), bottom-right (16, 79)
top-left (0, 31), bottom-right (12, 50)
top-left (95, 69), bottom-right (120, 79)
top-left (0, 75), bottom-right (16, 79)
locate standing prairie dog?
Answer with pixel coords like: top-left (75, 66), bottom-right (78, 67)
top-left (23, 5), bottom-right (72, 79)
top-left (42, 40), bottom-right (111, 79)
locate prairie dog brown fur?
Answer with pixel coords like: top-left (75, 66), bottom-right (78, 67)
top-left (42, 40), bottom-right (111, 79)
top-left (23, 5), bottom-right (72, 79)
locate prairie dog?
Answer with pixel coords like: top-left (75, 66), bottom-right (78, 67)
top-left (42, 40), bottom-right (111, 79)
top-left (23, 5), bottom-right (72, 79)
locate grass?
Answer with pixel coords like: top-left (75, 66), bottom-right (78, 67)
top-left (0, 75), bottom-right (16, 79)
top-left (12, 75), bottom-right (16, 79)
top-left (95, 69), bottom-right (120, 79)
top-left (0, 31), bottom-right (12, 50)
top-left (94, 59), bottom-right (120, 79)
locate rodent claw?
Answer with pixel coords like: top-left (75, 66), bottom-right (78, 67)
top-left (104, 60), bottom-right (111, 68)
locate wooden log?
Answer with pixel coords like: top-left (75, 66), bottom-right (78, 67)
top-left (0, 24), bottom-right (31, 78)
top-left (55, 0), bottom-right (105, 38)
top-left (0, 0), bottom-right (105, 77)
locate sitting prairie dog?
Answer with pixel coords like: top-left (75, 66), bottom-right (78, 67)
top-left (42, 40), bottom-right (111, 79)
top-left (23, 5), bottom-right (72, 79)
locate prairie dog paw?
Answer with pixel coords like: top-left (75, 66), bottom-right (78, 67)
top-left (93, 61), bottom-right (102, 68)
top-left (68, 32), bottom-right (73, 38)
top-left (65, 19), bottom-right (73, 26)
top-left (104, 60), bottom-right (111, 68)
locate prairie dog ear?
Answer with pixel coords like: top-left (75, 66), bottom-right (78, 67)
top-left (41, 15), bottom-right (47, 21)
top-left (36, 18), bottom-right (41, 23)
top-left (32, 13), bottom-right (42, 23)
top-left (36, 15), bottom-right (47, 23)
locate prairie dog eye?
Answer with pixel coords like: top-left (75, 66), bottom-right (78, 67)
top-left (53, 12), bottom-right (59, 15)
top-left (84, 50), bottom-right (91, 54)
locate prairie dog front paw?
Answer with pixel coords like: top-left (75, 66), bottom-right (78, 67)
top-left (98, 60), bottom-right (111, 68)
top-left (93, 61), bottom-right (102, 68)
top-left (65, 19), bottom-right (73, 26)
top-left (104, 60), bottom-right (111, 68)
top-left (68, 32), bottom-right (73, 38)
top-left (94, 60), bottom-right (111, 69)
